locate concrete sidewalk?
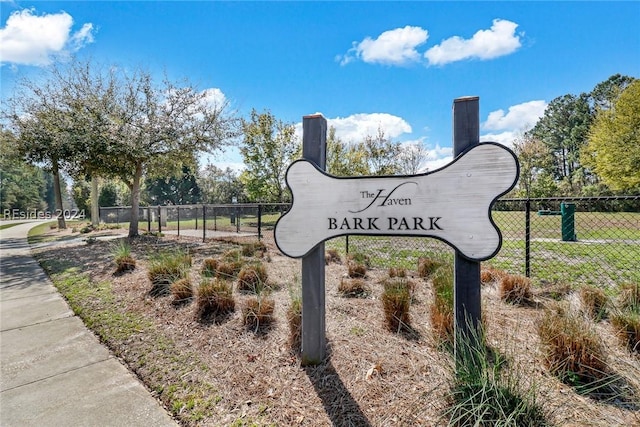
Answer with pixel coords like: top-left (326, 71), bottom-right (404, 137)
top-left (0, 222), bottom-right (177, 426)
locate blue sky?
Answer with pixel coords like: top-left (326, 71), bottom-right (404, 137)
top-left (1, 1), bottom-right (639, 172)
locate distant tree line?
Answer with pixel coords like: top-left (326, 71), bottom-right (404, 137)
top-left (1, 60), bottom-right (637, 230)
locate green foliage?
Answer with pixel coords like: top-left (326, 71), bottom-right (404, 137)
top-left (72, 179), bottom-right (92, 215)
top-left (145, 165), bottom-right (201, 206)
top-left (147, 250), bottom-right (192, 296)
top-left (0, 128), bottom-right (49, 212)
top-left (239, 109), bottom-right (299, 203)
top-left (381, 277), bottom-right (413, 332)
top-left (361, 127), bottom-right (402, 175)
top-left (99, 181), bottom-right (119, 207)
top-left (325, 126), bottom-right (369, 176)
top-left (582, 80), bottom-right (640, 192)
top-left (198, 164), bottom-right (244, 204)
top-left (446, 328), bottom-right (549, 427)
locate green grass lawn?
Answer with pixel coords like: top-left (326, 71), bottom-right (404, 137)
top-left (0, 222), bottom-right (27, 230)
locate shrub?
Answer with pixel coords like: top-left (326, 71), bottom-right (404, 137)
top-left (430, 265), bottom-right (454, 344)
top-left (196, 278), bottom-right (235, 321)
top-left (537, 305), bottom-right (609, 389)
top-left (338, 278), bottom-right (369, 298)
top-left (611, 311), bottom-right (640, 353)
top-left (243, 296), bottom-right (275, 332)
top-left (325, 248), bottom-right (341, 264)
top-left (418, 257), bottom-right (442, 279)
top-left (381, 278), bottom-right (412, 332)
top-left (112, 240), bottom-right (136, 273)
top-left (499, 274), bottom-right (533, 305)
top-left (237, 263), bottom-right (268, 293)
top-left (580, 286), bottom-right (609, 321)
top-left (170, 277), bottom-right (193, 303)
top-left (147, 250), bottom-right (191, 296)
top-left (201, 258), bottom-right (219, 277)
top-left (347, 262), bottom-right (367, 278)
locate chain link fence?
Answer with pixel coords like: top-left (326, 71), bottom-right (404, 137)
top-left (100, 196), bottom-right (639, 287)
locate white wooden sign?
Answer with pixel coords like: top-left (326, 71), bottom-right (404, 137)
top-left (275, 142), bottom-right (518, 261)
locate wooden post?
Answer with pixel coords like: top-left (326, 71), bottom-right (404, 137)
top-left (453, 97), bottom-right (482, 356)
top-left (301, 114), bottom-right (327, 365)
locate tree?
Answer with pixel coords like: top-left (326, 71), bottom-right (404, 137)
top-left (0, 127), bottom-right (49, 214)
top-left (72, 179), bottom-right (91, 214)
top-left (397, 142), bottom-right (429, 175)
top-left (361, 127), bottom-right (402, 175)
top-left (98, 181), bottom-right (119, 207)
top-left (198, 164), bottom-right (244, 204)
top-left (512, 134), bottom-right (556, 197)
top-left (239, 109), bottom-right (299, 202)
top-left (582, 80), bottom-right (640, 192)
top-left (590, 74), bottom-right (636, 111)
top-left (5, 60), bottom-right (239, 236)
top-left (145, 165), bottom-right (201, 205)
top-left (526, 93), bottom-right (593, 193)
top-left (325, 126), bottom-right (368, 176)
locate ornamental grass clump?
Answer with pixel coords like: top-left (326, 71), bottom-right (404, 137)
top-left (347, 262), bottom-right (367, 278)
top-left (147, 249), bottom-right (192, 296)
top-left (499, 274), bottom-right (533, 306)
top-left (430, 265), bottom-right (454, 345)
top-left (338, 278), bottom-right (369, 298)
top-left (418, 257), bottom-right (442, 279)
top-left (446, 326), bottom-right (549, 427)
top-left (112, 240), bottom-right (136, 273)
top-left (580, 285), bottom-right (609, 321)
top-left (201, 258), bottom-right (219, 277)
top-left (237, 263), bottom-right (269, 294)
top-left (388, 267), bottom-right (407, 278)
top-left (243, 296), bottom-right (275, 332)
top-left (611, 311), bottom-right (640, 353)
top-left (381, 277), bottom-right (413, 333)
top-left (480, 265), bottom-right (505, 285)
top-left (537, 305), bottom-right (609, 390)
top-left (619, 283), bottom-right (640, 312)
top-left (287, 283), bottom-right (302, 353)
top-left (196, 278), bottom-right (235, 322)
top-left (241, 241), bottom-right (267, 257)
top-left (325, 248), bottom-right (341, 265)
top-left (170, 277), bottom-right (193, 304)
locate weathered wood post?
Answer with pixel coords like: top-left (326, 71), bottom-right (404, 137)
top-left (301, 114), bottom-right (327, 365)
top-left (453, 96), bottom-right (482, 357)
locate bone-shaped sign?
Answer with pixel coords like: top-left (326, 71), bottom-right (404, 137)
top-left (275, 142), bottom-right (519, 261)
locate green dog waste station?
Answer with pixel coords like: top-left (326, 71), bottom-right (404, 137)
top-left (538, 202), bottom-right (577, 242)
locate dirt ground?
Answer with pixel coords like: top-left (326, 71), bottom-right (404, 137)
top-left (33, 227), bottom-right (640, 426)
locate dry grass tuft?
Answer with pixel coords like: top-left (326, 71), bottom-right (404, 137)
top-left (381, 277), bottom-right (412, 333)
top-left (580, 286), bottom-right (609, 321)
top-left (241, 241), bottom-right (267, 257)
top-left (112, 240), bottom-right (136, 273)
top-left (237, 263), bottom-right (269, 293)
top-left (201, 257), bottom-right (219, 277)
top-left (418, 257), bottom-right (442, 279)
top-left (480, 265), bottom-right (505, 285)
top-left (170, 277), bottom-right (193, 303)
top-left (430, 265), bottom-right (454, 345)
top-left (536, 281), bottom-right (573, 301)
top-left (619, 283), bottom-right (640, 312)
top-left (388, 267), bottom-right (407, 278)
top-left (537, 305), bottom-right (609, 387)
top-left (499, 274), bottom-right (533, 305)
top-left (215, 261), bottom-right (243, 281)
top-left (196, 278), bottom-right (235, 321)
top-left (347, 252), bottom-right (370, 267)
top-left (338, 278), bottom-right (369, 298)
top-left (243, 296), bottom-right (275, 332)
top-left (286, 298), bottom-right (302, 353)
top-left (611, 311), bottom-right (640, 353)
top-left (325, 248), bottom-right (342, 265)
top-left (347, 262), bottom-right (367, 278)
top-left (147, 250), bottom-right (191, 296)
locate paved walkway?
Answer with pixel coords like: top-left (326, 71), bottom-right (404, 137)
top-left (0, 222), bottom-right (177, 427)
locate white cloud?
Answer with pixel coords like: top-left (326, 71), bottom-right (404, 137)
top-left (295, 112), bottom-right (412, 143)
top-left (479, 99), bottom-right (547, 148)
top-left (338, 26), bottom-right (428, 66)
top-left (0, 9), bottom-right (94, 66)
top-left (201, 88), bottom-right (227, 109)
top-left (424, 19), bottom-right (521, 66)
top-left (482, 100), bottom-right (547, 131)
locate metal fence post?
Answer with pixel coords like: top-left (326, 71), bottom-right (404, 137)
top-left (177, 206), bottom-right (180, 237)
top-left (257, 204), bottom-right (262, 240)
top-left (202, 205), bottom-right (206, 243)
top-left (147, 207), bottom-right (151, 232)
top-left (157, 206), bottom-right (162, 234)
top-left (525, 199), bottom-right (531, 278)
